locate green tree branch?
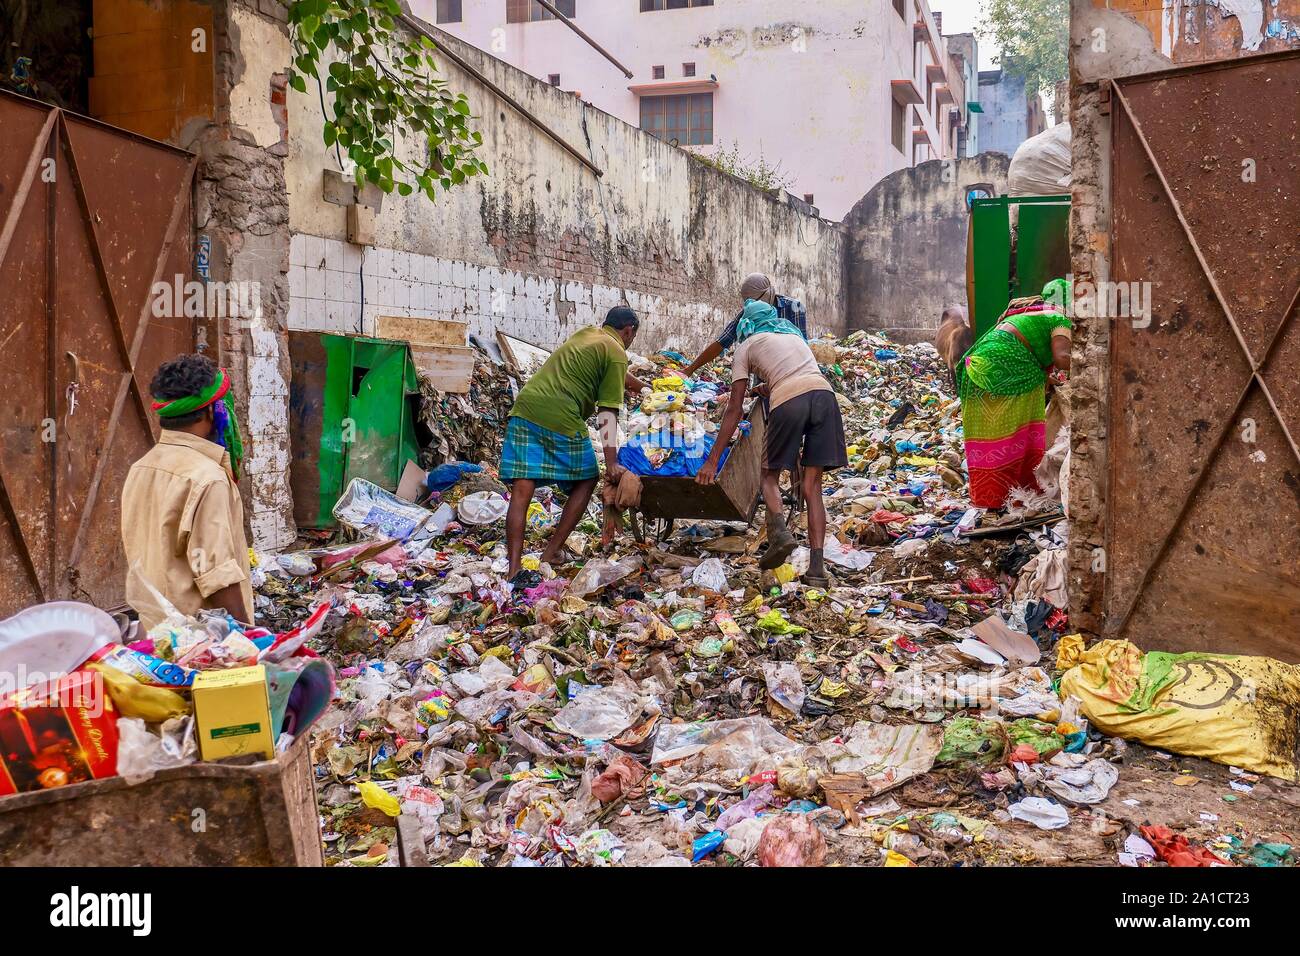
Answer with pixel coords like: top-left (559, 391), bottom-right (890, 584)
top-left (287, 0), bottom-right (487, 201)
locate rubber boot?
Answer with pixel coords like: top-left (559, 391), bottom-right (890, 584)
top-left (803, 548), bottom-right (830, 588)
top-left (760, 512), bottom-right (798, 569)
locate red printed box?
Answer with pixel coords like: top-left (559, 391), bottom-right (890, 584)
top-left (0, 670), bottom-right (118, 795)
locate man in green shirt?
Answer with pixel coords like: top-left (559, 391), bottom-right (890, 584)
top-left (500, 307), bottom-right (640, 581)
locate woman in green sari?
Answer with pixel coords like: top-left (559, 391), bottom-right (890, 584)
top-left (958, 279), bottom-right (1073, 509)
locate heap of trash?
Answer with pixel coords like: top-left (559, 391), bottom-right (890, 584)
top-left (247, 332), bottom-right (1297, 868)
top-left (0, 582), bottom-right (333, 797)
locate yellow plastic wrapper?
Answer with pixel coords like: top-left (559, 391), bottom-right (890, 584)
top-left (642, 391), bottom-right (685, 413)
top-left (1059, 638), bottom-right (1300, 781)
top-left (445, 857), bottom-right (483, 867)
top-left (522, 555), bottom-right (541, 571)
top-left (358, 781), bottom-right (401, 817)
top-left (884, 850), bottom-right (916, 867)
top-left (772, 564), bottom-right (797, 585)
top-left (85, 662), bottom-right (189, 722)
top-left (652, 376), bottom-right (685, 392)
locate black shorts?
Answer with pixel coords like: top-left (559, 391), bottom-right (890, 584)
top-left (764, 390), bottom-right (848, 472)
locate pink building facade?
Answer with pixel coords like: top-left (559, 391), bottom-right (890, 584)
top-left (418, 0), bottom-right (969, 221)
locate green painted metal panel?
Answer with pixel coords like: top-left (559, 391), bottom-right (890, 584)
top-left (342, 337), bottom-right (420, 493)
top-left (968, 194), bottom-right (1070, 341)
top-left (1013, 199), bottom-right (1072, 301)
top-left (970, 198), bottom-right (1011, 340)
top-left (290, 334), bottom-right (421, 530)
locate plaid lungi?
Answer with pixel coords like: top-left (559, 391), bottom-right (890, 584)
top-left (500, 416), bottom-right (598, 491)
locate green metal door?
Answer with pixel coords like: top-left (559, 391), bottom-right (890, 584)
top-left (968, 195), bottom-right (1070, 340)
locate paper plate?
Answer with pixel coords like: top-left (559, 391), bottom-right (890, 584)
top-left (0, 601), bottom-right (122, 687)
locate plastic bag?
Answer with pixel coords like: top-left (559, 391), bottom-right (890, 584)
top-left (358, 780), bottom-right (401, 817)
top-left (87, 662), bottom-right (189, 722)
top-left (819, 722), bottom-right (943, 795)
top-left (1008, 122), bottom-right (1071, 196)
top-left (936, 716), bottom-right (1009, 766)
top-left (691, 558), bottom-right (729, 593)
top-left (716, 783), bottom-right (776, 830)
top-left (757, 814), bottom-right (827, 867)
top-left (1059, 638), bottom-right (1300, 781)
top-left (115, 716), bottom-right (196, 784)
top-left (755, 610), bottom-right (806, 635)
top-left (761, 661), bottom-right (806, 714)
top-left (1007, 718), bottom-right (1065, 760)
top-left (1008, 797), bottom-right (1070, 830)
top-left (651, 716), bottom-right (799, 770)
top-left (570, 557), bottom-right (641, 599)
top-left (1041, 756), bottom-right (1119, 805)
top-left (552, 686), bottom-right (643, 741)
top-left (457, 491), bottom-right (509, 526)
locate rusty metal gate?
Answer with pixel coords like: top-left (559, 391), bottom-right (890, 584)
top-left (0, 91), bottom-right (197, 616)
top-left (1104, 50), bottom-right (1300, 661)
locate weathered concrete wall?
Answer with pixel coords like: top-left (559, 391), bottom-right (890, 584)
top-left (283, 18), bottom-right (847, 357)
top-left (192, 0), bottom-right (295, 550)
top-left (1067, 0), bottom-right (1300, 634)
top-left (842, 153), bottom-right (1010, 344)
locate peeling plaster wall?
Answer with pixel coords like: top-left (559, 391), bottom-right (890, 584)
top-left (1067, 0), bottom-right (1300, 633)
top-left (193, 0), bottom-right (295, 550)
top-left (843, 154), bottom-right (1011, 344)
top-left (284, 21), bottom-right (847, 355)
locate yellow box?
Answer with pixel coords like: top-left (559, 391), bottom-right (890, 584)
top-left (192, 665), bottom-right (274, 762)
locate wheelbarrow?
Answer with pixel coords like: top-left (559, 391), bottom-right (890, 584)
top-left (626, 408), bottom-right (770, 544)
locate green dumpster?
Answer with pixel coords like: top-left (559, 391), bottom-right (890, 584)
top-left (288, 333), bottom-right (423, 530)
top-left (967, 194), bottom-right (1070, 340)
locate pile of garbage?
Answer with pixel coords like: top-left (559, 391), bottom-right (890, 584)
top-left (0, 582), bottom-right (333, 797)
top-left (252, 331), bottom-right (1296, 868)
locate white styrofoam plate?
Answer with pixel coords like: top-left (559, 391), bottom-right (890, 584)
top-left (0, 601), bottom-right (122, 688)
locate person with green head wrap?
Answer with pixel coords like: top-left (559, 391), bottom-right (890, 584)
top-left (121, 354), bottom-right (254, 629)
top-left (696, 299), bottom-right (847, 588)
top-left (957, 278), bottom-right (1073, 510)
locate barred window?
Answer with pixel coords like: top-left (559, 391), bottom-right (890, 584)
top-left (640, 92), bottom-right (713, 146)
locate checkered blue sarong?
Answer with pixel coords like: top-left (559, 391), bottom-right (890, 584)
top-left (500, 415), bottom-right (598, 490)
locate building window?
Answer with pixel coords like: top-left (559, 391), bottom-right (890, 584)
top-left (893, 0), bottom-right (906, 19)
top-left (507, 0), bottom-right (575, 23)
top-left (640, 92), bottom-right (713, 145)
top-left (436, 0), bottom-right (463, 23)
top-left (891, 99), bottom-right (906, 153)
top-left (682, 62), bottom-right (696, 77)
top-left (548, 73), bottom-right (561, 86)
top-left (652, 65), bottom-right (666, 80)
top-left (641, 0), bottom-right (713, 10)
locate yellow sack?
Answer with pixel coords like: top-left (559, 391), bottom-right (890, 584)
top-left (1059, 639), bottom-right (1300, 781)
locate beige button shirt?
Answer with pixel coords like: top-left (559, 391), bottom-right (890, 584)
top-left (121, 431), bottom-right (254, 630)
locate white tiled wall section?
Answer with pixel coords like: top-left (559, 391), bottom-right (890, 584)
top-left (288, 234), bottom-right (728, 351)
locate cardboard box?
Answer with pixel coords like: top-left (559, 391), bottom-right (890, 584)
top-left (192, 665), bottom-right (274, 762)
top-left (0, 670), bottom-right (119, 795)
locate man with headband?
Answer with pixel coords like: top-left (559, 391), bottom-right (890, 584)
top-left (121, 354), bottom-right (254, 628)
top-left (678, 273), bottom-right (808, 378)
